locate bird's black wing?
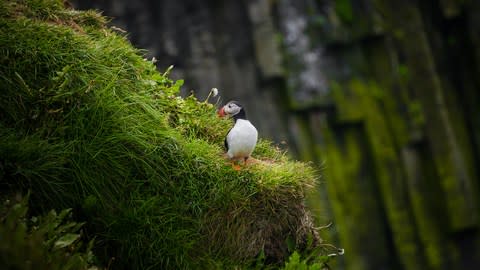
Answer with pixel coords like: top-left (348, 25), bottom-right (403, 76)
top-left (224, 128), bottom-right (232, 151)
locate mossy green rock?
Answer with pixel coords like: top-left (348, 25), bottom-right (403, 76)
top-left (0, 0), bottom-right (321, 269)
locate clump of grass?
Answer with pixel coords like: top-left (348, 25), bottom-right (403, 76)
top-left (0, 0), bottom-right (323, 268)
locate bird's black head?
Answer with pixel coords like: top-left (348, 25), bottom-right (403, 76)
top-left (219, 100), bottom-right (247, 121)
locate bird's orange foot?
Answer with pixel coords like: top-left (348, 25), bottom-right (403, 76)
top-left (232, 164), bottom-right (242, 171)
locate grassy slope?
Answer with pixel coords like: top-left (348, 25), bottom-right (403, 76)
top-left (0, 0), bottom-right (321, 268)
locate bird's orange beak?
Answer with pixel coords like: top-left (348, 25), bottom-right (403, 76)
top-left (217, 107), bottom-right (225, 117)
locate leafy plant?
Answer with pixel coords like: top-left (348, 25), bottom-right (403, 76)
top-left (0, 194), bottom-right (98, 270)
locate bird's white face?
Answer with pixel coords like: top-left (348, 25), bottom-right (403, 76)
top-left (223, 102), bottom-right (242, 116)
top-left (218, 101), bottom-right (242, 117)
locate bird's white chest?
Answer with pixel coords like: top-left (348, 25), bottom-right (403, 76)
top-left (226, 119), bottom-right (258, 159)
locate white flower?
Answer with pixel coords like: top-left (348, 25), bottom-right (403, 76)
top-left (204, 87), bottom-right (220, 103)
top-left (211, 87), bottom-right (218, 97)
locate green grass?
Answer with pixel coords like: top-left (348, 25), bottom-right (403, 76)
top-left (0, 0), bottom-right (323, 268)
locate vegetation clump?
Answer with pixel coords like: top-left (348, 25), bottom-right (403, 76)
top-left (0, 0), bottom-right (324, 268)
top-left (0, 193), bottom-right (98, 270)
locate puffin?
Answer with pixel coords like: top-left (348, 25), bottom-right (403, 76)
top-left (217, 101), bottom-right (258, 169)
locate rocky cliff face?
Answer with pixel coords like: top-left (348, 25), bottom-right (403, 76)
top-left (72, 1), bottom-right (480, 269)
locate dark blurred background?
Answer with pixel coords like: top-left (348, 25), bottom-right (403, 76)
top-left (72, 1), bottom-right (480, 269)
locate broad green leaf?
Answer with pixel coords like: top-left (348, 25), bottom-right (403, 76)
top-left (54, 233), bottom-right (80, 249)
